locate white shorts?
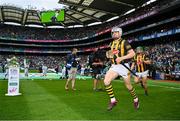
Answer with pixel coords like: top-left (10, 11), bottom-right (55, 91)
top-left (25, 68), bottom-right (28, 74)
top-left (62, 68), bottom-right (66, 77)
top-left (109, 63), bottom-right (130, 79)
top-left (68, 67), bottom-right (77, 79)
top-left (136, 70), bottom-right (149, 78)
top-left (43, 69), bottom-right (47, 75)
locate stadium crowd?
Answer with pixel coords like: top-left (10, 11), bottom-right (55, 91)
top-left (125, 24), bottom-right (180, 43)
top-left (0, 54), bottom-right (88, 71)
top-left (0, 0), bottom-right (174, 41)
top-left (145, 41), bottom-right (180, 74)
top-left (0, 0), bottom-right (179, 80)
top-left (0, 40), bottom-right (179, 77)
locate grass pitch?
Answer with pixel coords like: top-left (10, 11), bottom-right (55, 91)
top-left (0, 79), bottom-right (180, 120)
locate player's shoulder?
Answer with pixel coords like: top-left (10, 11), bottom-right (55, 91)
top-left (120, 38), bottom-right (126, 42)
top-left (123, 39), bottom-right (131, 45)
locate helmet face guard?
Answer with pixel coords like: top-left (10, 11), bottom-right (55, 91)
top-left (111, 27), bottom-right (122, 39)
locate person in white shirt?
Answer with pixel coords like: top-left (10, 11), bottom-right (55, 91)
top-left (42, 65), bottom-right (48, 76)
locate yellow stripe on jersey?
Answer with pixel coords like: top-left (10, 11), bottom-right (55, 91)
top-left (111, 39), bottom-right (120, 51)
top-left (110, 39), bottom-right (125, 64)
top-left (121, 40), bottom-right (125, 57)
top-left (140, 56), bottom-right (144, 72)
top-left (110, 39), bottom-right (120, 64)
top-left (137, 55), bottom-right (140, 72)
top-left (141, 55), bottom-right (145, 72)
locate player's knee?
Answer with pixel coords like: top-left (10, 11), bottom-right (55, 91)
top-left (126, 84), bottom-right (133, 90)
top-left (103, 77), bottom-right (111, 86)
top-left (134, 77), bottom-right (139, 83)
top-left (124, 79), bottom-right (132, 89)
top-left (134, 80), bottom-right (139, 84)
top-left (142, 80), bottom-right (147, 85)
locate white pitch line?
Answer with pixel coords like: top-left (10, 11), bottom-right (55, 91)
top-left (115, 80), bottom-right (180, 90)
top-left (148, 84), bottom-right (180, 90)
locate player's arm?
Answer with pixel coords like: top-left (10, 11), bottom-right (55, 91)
top-left (106, 50), bottom-right (113, 59)
top-left (122, 49), bottom-right (135, 60)
top-left (144, 60), bottom-right (151, 64)
top-left (123, 40), bottom-right (135, 60)
top-left (144, 56), bottom-right (151, 64)
top-left (131, 62), bottom-right (135, 70)
top-left (106, 42), bottom-right (113, 59)
top-left (66, 54), bottom-right (71, 62)
top-left (116, 41), bottom-right (135, 63)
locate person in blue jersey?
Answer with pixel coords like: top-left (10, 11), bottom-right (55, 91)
top-left (65, 48), bottom-right (79, 90)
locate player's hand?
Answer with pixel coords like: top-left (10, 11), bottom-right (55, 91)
top-left (116, 57), bottom-right (124, 64)
top-left (137, 61), bottom-right (143, 65)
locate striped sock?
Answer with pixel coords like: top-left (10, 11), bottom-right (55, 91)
top-left (129, 87), bottom-right (137, 100)
top-left (105, 84), bottom-right (116, 102)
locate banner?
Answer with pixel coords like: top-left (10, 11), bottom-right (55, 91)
top-left (5, 67), bottom-right (21, 96)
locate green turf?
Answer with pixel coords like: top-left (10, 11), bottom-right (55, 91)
top-left (20, 69), bottom-right (39, 73)
top-left (0, 79), bottom-right (180, 120)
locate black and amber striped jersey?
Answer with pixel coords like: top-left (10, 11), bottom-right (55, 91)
top-left (109, 39), bottom-right (132, 64)
top-left (133, 54), bottom-right (149, 72)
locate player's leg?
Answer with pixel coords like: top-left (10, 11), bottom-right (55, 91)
top-left (71, 78), bottom-right (76, 90)
top-left (42, 69), bottom-right (45, 76)
top-left (61, 68), bottom-right (65, 79)
top-left (71, 68), bottom-right (77, 90)
top-left (27, 69), bottom-right (29, 76)
top-left (24, 68), bottom-right (26, 76)
top-left (142, 76), bottom-right (148, 95)
top-left (92, 72), bottom-right (97, 90)
top-left (97, 74), bottom-right (103, 90)
top-left (93, 78), bottom-right (98, 91)
top-left (65, 69), bottom-right (72, 90)
top-left (65, 78), bottom-right (71, 90)
top-left (134, 75), bottom-right (140, 84)
top-left (120, 64), bottom-right (139, 109)
top-left (92, 69), bottom-right (98, 90)
top-left (134, 73), bottom-right (144, 88)
top-left (96, 68), bottom-right (103, 90)
top-left (104, 69), bottom-right (119, 111)
top-left (124, 76), bottom-right (139, 109)
top-left (26, 68), bottom-right (28, 76)
top-left (62, 71), bottom-right (65, 79)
